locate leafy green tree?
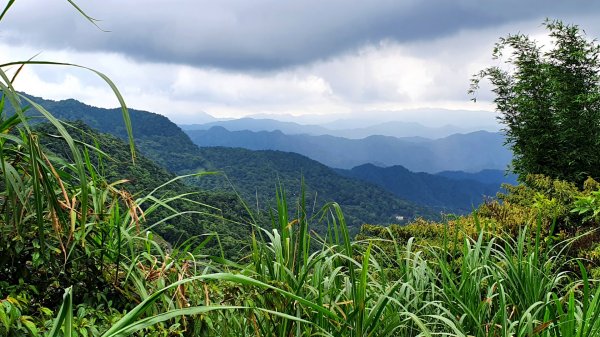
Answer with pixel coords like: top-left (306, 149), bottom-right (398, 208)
top-left (471, 19), bottom-right (600, 184)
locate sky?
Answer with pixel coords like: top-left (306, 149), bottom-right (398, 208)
top-left (2, 1), bottom-right (600, 127)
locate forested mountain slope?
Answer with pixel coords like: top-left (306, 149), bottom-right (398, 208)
top-left (192, 147), bottom-right (438, 233)
top-left (436, 169), bottom-right (518, 185)
top-left (18, 95), bottom-right (447, 233)
top-left (20, 94), bottom-right (210, 172)
top-left (337, 164), bottom-right (508, 213)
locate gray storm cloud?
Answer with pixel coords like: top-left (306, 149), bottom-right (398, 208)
top-left (3, 0), bottom-right (600, 71)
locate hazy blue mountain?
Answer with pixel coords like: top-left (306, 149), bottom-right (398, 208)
top-left (180, 118), bottom-right (331, 135)
top-left (327, 121), bottom-right (468, 139)
top-left (185, 127), bottom-right (512, 173)
top-left (181, 118), bottom-right (474, 139)
top-left (436, 169), bottom-right (519, 186)
top-left (337, 164), bottom-right (506, 213)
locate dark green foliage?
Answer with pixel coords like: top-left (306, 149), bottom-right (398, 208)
top-left (359, 174), bottom-right (600, 277)
top-left (471, 19), bottom-right (600, 184)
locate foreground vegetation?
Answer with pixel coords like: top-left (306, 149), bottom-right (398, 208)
top-left (4, 144), bottom-right (600, 336)
top-left (3, 84), bottom-right (600, 337)
top-left (3, 2), bottom-right (600, 336)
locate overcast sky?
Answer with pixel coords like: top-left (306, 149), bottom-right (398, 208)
top-left (2, 1), bottom-right (600, 126)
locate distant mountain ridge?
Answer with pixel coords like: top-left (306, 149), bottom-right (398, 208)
top-left (337, 164), bottom-right (517, 213)
top-left (243, 108), bottom-right (499, 131)
top-left (185, 126), bottom-right (512, 172)
top-left (180, 118), bottom-right (473, 139)
top-left (180, 118), bottom-right (331, 136)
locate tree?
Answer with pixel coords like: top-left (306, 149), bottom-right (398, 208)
top-left (470, 19), bottom-right (600, 185)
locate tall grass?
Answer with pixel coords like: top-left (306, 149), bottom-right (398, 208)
top-left (0, 0), bottom-right (136, 282)
top-left (43, 187), bottom-right (461, 336)
top-left (40, 182), bottom-right (600, 337)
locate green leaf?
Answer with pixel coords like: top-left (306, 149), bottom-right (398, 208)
top-left (0, 304), bottom-right (9, 331)
top-left (20, 316), bottom-right (38, 336)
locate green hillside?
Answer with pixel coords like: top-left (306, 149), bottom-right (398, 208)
top-left (19, 94), bottom-right (210, 172)
top-left (192, 147), bottom-right (438, 233)
top-left (16, 95), bottom-right (439, 232)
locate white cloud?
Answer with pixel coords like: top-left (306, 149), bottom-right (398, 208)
top-left (0, 30), bottom-right (503, 125)
top-left (1, 13), bottom-right (597, 127)
top-left (6, 0), bottom-right (600, 70)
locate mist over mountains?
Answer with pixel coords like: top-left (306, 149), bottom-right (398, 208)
top-left (179, 111), bottom-right (515, 214)
top-left (185, 126), bottom-right (512, 172)
top-left (242, 108), bottom-right (500, 130)
top-left (180, 109), bottom-right (500, 139)
top-left (181, 118), bottom-right (473, 139)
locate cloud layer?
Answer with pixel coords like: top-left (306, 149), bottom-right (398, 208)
top-left (2, 1), bottom-right (600, 125)
top-left (5, 0), bottom-right (600, 70)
